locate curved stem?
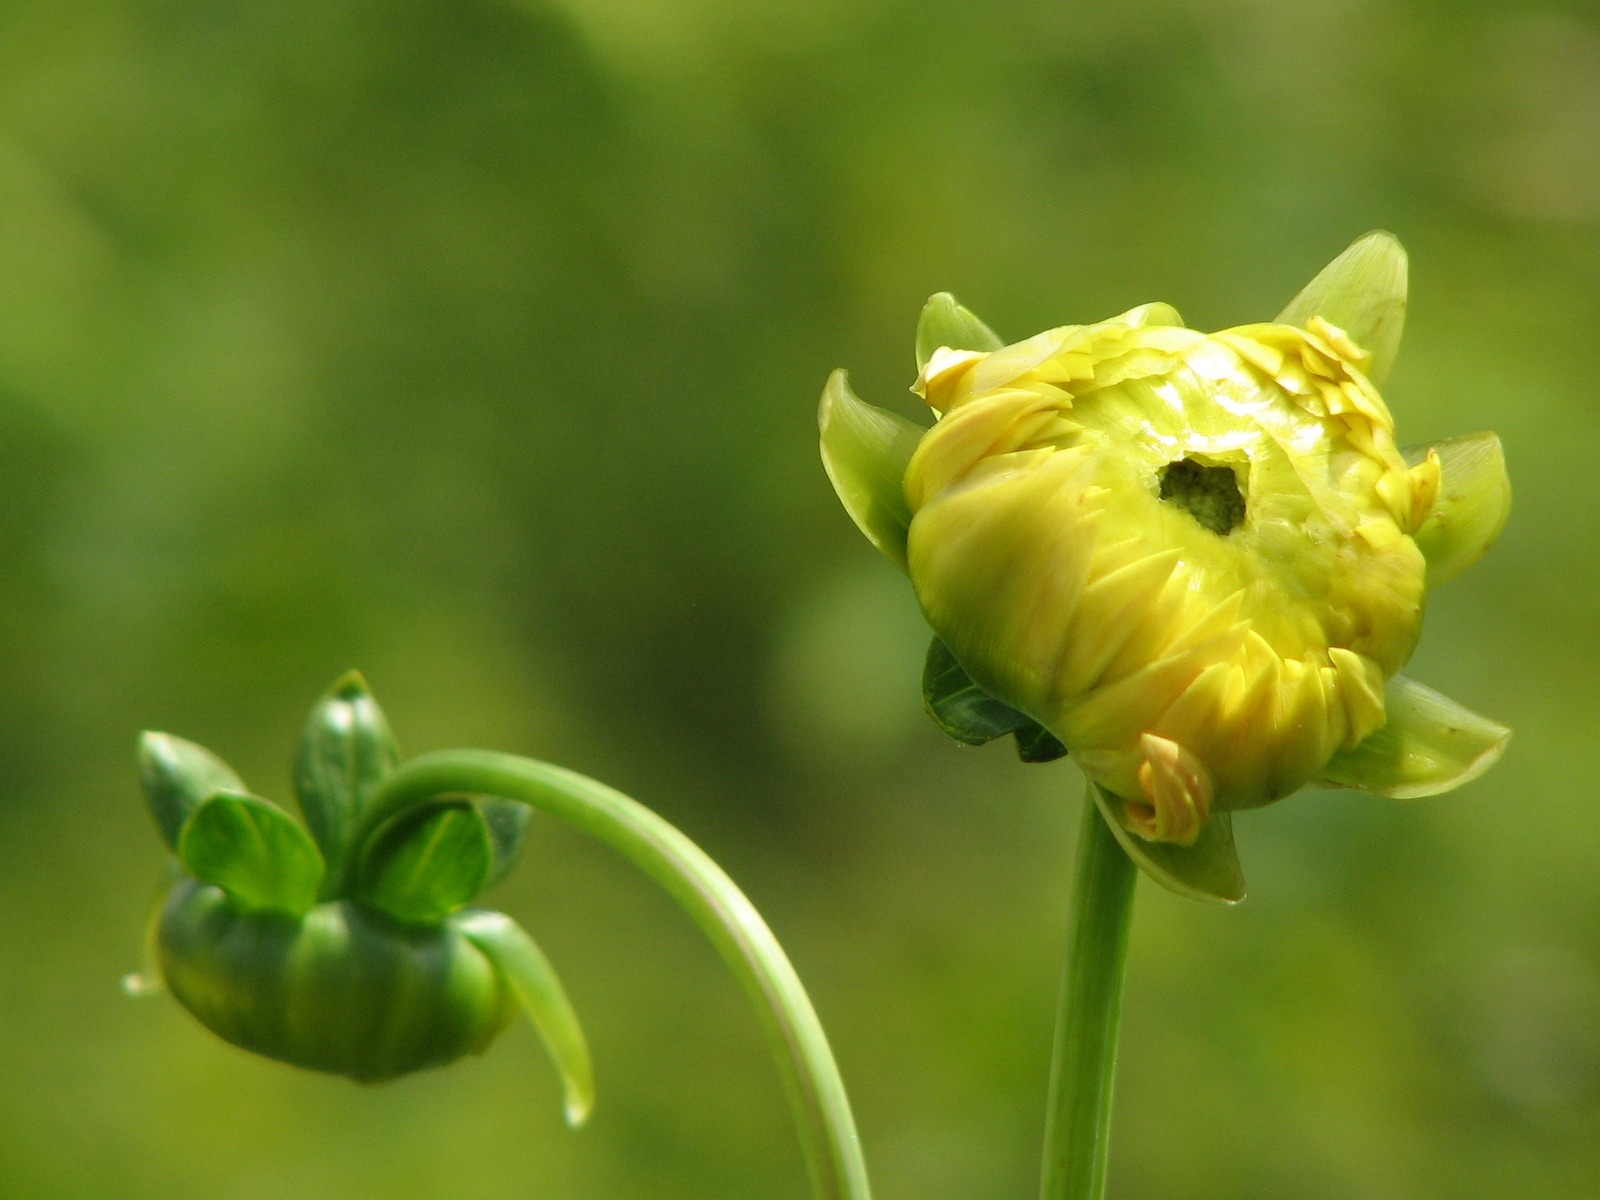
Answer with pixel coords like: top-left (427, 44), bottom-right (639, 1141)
top-left (360, 750), bottom-right (871, 1200)
top-left (1040, 790), bottom-right (1138, 1200)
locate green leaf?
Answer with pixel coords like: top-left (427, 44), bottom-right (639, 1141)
top-left (818, 371), bottom-right (924, 570)
top-left (915, 292), bottom-right (1004, 369)
top-left (1276, 230), bottom-right (1407, 386)
top-left (922, 636), bottom-right (1028, 744)
top-left (359, 800), bottom-right (494, 922)
top-left (177, 791), bottom-right (325, 913)
top-left (1091, 785), bottom-right (1245, 905)
top-left (1403, 432), bottom-right (1511, 589)
top-left (138, 732), bottom-right (247, 851)
top-left (479, 798), bottom-right (534, 889)
top-left (458, 910), bottom-right (595, 1127)
top-left (1319, 675), bottom-right (1510, 799)
top-left (294, 671), bottom-right (401, 885)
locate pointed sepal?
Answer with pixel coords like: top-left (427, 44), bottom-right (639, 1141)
top-left (923, 637), bottom-right (1068, 761)
top-left (818, 370), bottom-right (923, 569)
top-left (922, 636), bottom-right (1028, 745)
top-left (1403, 433), bottom-right (1511, 589)
top-left (1092, 785), bottom-right (1245, 905)
top-left (177, 791), bottom-right (326, 914)
top-left (1276, 231), bottom-right (1407, 386)
top-left (294, 671), bottom-right (401, 884)
top-left (138, 732), bottom-right (247, 851)
top-left (1319, 675), bottom-right (1509, 798)
top-left (915, 292), bottom-right (1003, 370)
top-left (458, 910), bottom-right (596, 1127)
top-left (358, 799), bottom-right (494, 922)
top-left (480, 798), bottom-right (534, 889)
top-left (1014, 724), bottom-right (1069, 764)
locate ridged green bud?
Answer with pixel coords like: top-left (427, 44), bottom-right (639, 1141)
top-left (156, 878), bottom-right (516, 1082)
top-left (130, 673), bottom-right (593, 1123)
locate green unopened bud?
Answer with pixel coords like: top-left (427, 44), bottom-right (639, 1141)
top-left (818, 233), bottom-right (1511, 902)
top-left (156, 878), bottom-right (516, 1082)
top-left (131, 673), bottom-right (592, 1123)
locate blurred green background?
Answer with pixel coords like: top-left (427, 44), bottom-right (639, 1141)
top-left (0, 0), bottom-right (1595, 1197)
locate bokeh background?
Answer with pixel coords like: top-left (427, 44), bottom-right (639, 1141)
top-left (0, 1), bottom-right (1595, 1197)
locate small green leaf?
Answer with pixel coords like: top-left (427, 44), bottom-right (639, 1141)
top-left (1276, 230), bottom-right (1407, 386)
top-left (1319, 675), bottom-right (1509, 799)
top-left (138, 732), bottom-right (246, 851)
top-left (915, 292), bottom-right (1004, 369)
top-left (818, 371), bottom-right (924, 570)
top-left (479, 798), bottom-right (533, 889)
top-left (360, 800), bottom-right (494, 922)
top-left (294, 671), bottom-right (401, 885)
top-left (459, 910), bottom-right (595, 1127)
top-left (1091, 785), bottom-right (1245, 905)
top-left (923, 636), bottom-right (1028, 745)
top-left (1404, 433), bottom-right (1511, 589)
top-left (1014, 724), bottom-right (1069, 764)
top-left (177, 791), bottom-right (325, 913)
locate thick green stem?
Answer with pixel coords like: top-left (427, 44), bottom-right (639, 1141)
top-left (1040, 790), bottom-right (1138, 1200)
top-left (360, 750), bottom-right (871, 1200)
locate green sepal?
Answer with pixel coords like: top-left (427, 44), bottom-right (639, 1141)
top-left (294, 671), bottom-right (401, 887)
top-left (1276, 230), bottom-right (1407, 386)
top-left (358, 799), bottom-right (494, 922)
top-left (1014, 724), bottom-right (1069, 764)
top-left (458, 910), bottom-right (596, 1127)
top-left (923, 637), bottom-right (1067, 761)
top-left (1091, 785), bottom-right (1245, 905)
top-left (177, 790), bottom-right (326, 914)
top-left (480, 798), bottom-right (534, 889)
top-left (818, 371), bottom-right (924, 570)
top-left (923, 636), bottom-right (1028, 745)
top-left (915, 292), bottom-right (1004, 369)
top-left (1403, 433), bottom-right (1511, 589)
top-left (138, 732), bottom-right (247, 851)
top-left (1319, 675), bottom-right (1509, 799)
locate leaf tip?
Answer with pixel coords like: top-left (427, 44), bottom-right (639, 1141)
top-left (817, 368), bottom-right (851, 434)
top-left (915, 291), bottom-right (1003, 368)
top-left (563, 1089), bottom-right (595, 1128)
top-left (328, 668), bottom-right (374, 700)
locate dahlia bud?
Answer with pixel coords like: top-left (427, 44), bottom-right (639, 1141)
top-left (819, 232), bottom-right (1511, 901)
top-left (128, 673), bottom-right (593, 1123)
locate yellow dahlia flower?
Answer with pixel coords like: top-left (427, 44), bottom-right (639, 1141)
top-left (820, 233), bottom-right (1510, 901)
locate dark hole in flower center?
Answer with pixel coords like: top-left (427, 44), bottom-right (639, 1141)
top-left (1158, 458), bottom-right (1246, 535)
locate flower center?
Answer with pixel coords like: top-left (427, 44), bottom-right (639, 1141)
top-left (1158, 458), bottom-right (1246, 535)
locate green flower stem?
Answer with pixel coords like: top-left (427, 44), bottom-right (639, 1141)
top-left (1040, 793), bottom-right (1138, 1200)
top-left (359, 750), bottom-right (871, 1200)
